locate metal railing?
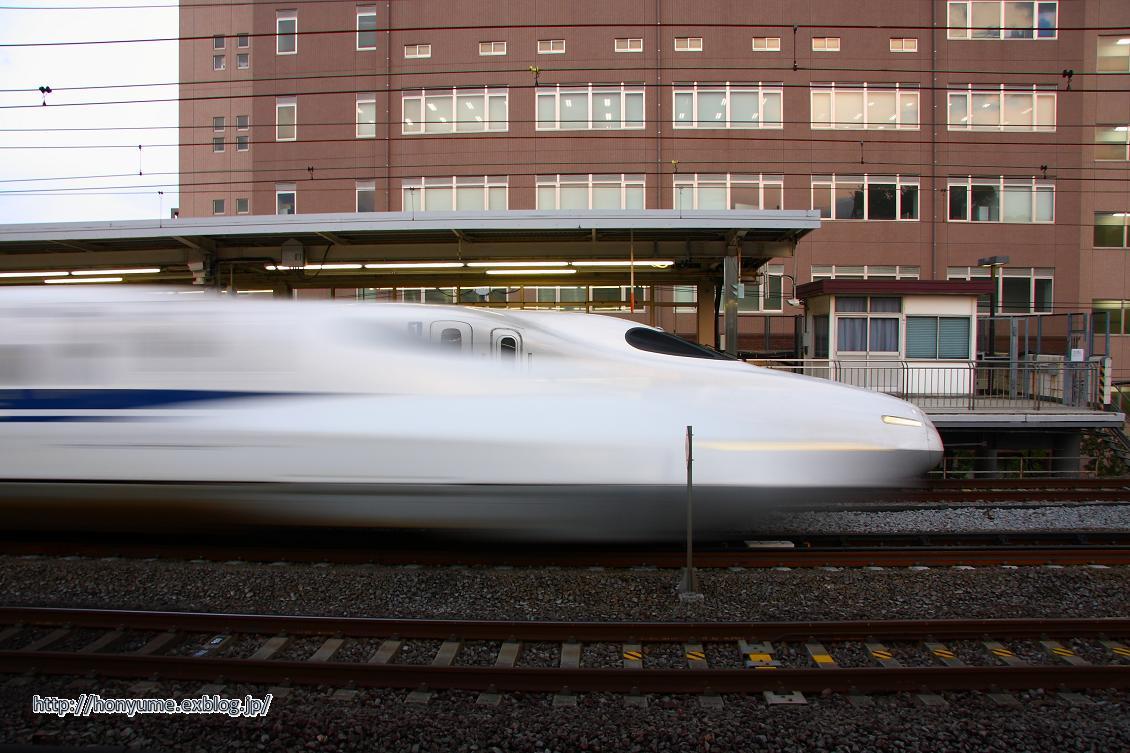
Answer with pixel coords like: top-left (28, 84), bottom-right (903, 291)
top-left (748, 358), bottom-right (1107, 412)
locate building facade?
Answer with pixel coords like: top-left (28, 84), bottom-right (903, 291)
top-left (179, 1), bottom-right (1130, 373)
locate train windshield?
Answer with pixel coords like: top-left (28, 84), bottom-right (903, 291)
top-left (624, 328), bottom-right (736, 360)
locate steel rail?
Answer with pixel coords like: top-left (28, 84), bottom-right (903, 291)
top-left (2, 652), bottom-right (1126, 694)
top-left (3, 607), bottom-right (1129, 642)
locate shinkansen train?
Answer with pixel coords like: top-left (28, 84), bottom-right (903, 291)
top-left (0, 287), bottom-right (942, 540)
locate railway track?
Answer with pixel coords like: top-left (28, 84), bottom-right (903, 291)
top-left (4, 531), bottom-right (1130, 568)
top-left (2, 608), bottom-right (1128, 702)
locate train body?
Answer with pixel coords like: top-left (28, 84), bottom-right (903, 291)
top-left (0, 287), bottom-right (942, 540)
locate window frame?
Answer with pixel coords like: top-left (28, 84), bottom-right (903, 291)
top-left (236, 33), bottom-right (249, 49)
top-left (810, 82), bottom-right (920, 130)
top-left (811, 265), bottom-right (921, 281)
top-left (212, 198), bottom-right (225, 215)
top-left (537, 39), bottom-right (565, 54)
top-left (833, 296), bottom-right (902, 356)
top-left (276, 11), bottom-right (297, 55)
top-left (674, 37), bottom-right (703, 52)
top-left (356, 7), bottom-right (377, 51)
top-left (890, 37), bottom-right (918, 52)
top-left (212, 35), bottom-right (225, 50)
top-left (356, 180), bottom-right (376, 213)
top-left (947, 177), bottom-right (1054, 223)
top-left (236, 134), bottom-right (249, 152)
top-left (947, 1), bottom-right (1058, 40)
top-left (236, 53), bottom-right (249, 69)
top-left (401, 87), bottom-right (509, 134)
top-left (1094, 212), bottom-right (1130, 249)
top-left (275, 184), bottom-right (296, 215)
top-left (479, 41), bottom-right (507, 56)
top-left (615, 38), bottom-right (643, 53)
top-left (752, 36), bottom-right (781, 52)
top-left (905, 316), bottom-right (972, 359)
top-left (672, 82), bottom-right (784, 130)
top-left (812, 37), bottom-right (841, 51)
top-left (211, 136), bottom-right (225, 153)
top-left (401, 176), bottom-right (509, 212)
top-left (535, 84), bottom-right (646, 131)
top-left (673, 173), bottom-right (785, 211)
top-left (275, 97), bottom-right (297, 142)
top-left (404, 43), bottom-right (431, 59)
top-left (356, 95), bottom-right (376, 138)
top-left (535, 174), bottom-right (645, 211)
top-left (212, 54), bottom-right (225, 71)
top-left (1096, 126), bottom-right (1130, 161)
top-left (947, 266), bottom-right (1054, 314)
top-left (946, 84), bottom-right (1056, 132)
top-left (810, 174), bottom-right (921, 221)
top-left (235, 197), bottom-right (249, 214)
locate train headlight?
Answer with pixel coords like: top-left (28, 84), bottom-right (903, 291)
top-left (882, 415), bottom-right (923, 428)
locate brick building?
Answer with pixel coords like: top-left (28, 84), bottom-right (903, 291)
top-left (178, 1), bottom-right (1130, 372)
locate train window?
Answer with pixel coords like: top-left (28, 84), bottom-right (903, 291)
top-left (439, 328), bottom-right (462, 348)
top-left (624, 327), bottom-right (736, 360)
top-left (498, 336), bottom-right (517, 361)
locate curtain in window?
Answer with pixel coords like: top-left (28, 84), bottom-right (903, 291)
top-left (837, 318), bottom-right (867, 351)
top-left (869, 318), bottom-right (899, 352)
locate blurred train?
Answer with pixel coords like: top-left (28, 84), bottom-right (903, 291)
top-left (0, 287), bottom-right (942, 540)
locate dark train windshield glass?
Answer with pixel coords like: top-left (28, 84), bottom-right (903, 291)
top-left (624, 328), bottom-right (736, 360)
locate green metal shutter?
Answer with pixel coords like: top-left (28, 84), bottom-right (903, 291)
top-left (905, 316), bottom-right (938, 358)
top-left (938, 317), bottom-right (971, 359)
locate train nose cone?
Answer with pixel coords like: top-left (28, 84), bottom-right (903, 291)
top-left (879, 400), bottom-right (944, 476)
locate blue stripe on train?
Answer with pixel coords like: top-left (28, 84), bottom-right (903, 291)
top-left (0, 389), bottom-right (284, 411)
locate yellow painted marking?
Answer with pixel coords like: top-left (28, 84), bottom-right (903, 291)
top-left (753, 665), bottom-right (778, 670)
top-left (623, 651), bottom-right (642, 661)
top-left (1113, 647), bottom-right (1130, 657)
top-left (686, 651), bottom-right (706, 661)
top-left (747, 653), bottom-right (773, 662)
top-left (1052, 647), bottom-right (1076, 656)
top-left (992, 648), bottom-right (1014, 657)
top-left (871, 650), bottom-right (893, 660)
top-left (812, 654), bottom-right (835, 664)
top-left (933, 649), bottom-right (956, 659)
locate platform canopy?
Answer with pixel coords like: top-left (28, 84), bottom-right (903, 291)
top-left (0, 209), bottom-right (819, 288)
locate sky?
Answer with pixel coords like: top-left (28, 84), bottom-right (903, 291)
top-left (0, 0), bottom-right (179, 224)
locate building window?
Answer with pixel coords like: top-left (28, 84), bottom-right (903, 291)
top-left (537, 39), bottom-right (565, 54)
top-left (948, 177), bottom-right (1053, 223)
top-left (212, 116), bottom-right (224, 132)
top-left (615, 38), bottom-right (643, 53)
top-left (811, 175), bottom-right (920, 220)
top-left (1095, 212), bottom-right (1130, 248)
top-left (237, 53), bottom-right (249, 69)
top-left (834, 296), bottom-right (901, 354)
top-left (536, 174), bottom-right (644, 210)
top-left (1093, 300), bottom-right (1130, 335)
top-left (402, 87), bottom-right (508, 134)
top-left (905, 317), bottom-right (971, 359)
top-left (213, 35), bottom-right (224, 50)
top-left (590, 286), bottom-right (647, 313)
top-left (674, 37), bottom-right (702, 52)
top-left (947, 1), bottom-right (1057, 40)
top-left (811, 83), bottom-right (919, 130)
top-left (236, 114), bottom-right (249, 129)
top-left (276, 11), bottom-right (297, 54)
top-left (948, 266), bottom-right (1053, 313)
top-left (275, 97), bottom-right (296, 141)
top-left (812, 37), bottom-right (840, 51)
top-left (752, 37), bottom-right (781, 51)
top-left (356, 180), bottom-right (376, 212)
top-left (236, 135), bottom-right (249, 151)
top-left (1098, 36), bottom-right (1130, 72)
top-left (356, 95), bottom-right (376, 138)
top-left (237, 33), bottom-right (249, 48)
top-left (890, 37), bottom-right (918, 52)
top-left (212, 136), bottom-right (224, 153)
top-left (404, 43), bottom-right (431, 58)
top-left (402, 176), bottom-right (508, 211)
top-left (357, 7), bottom-right (377, 50)
top-left (946, 85), bottom-right (1055, 131)
top-left (212, 55), bottom-right (225, 71)
top-left (212, 199), bottom-right (225, 215)
top-left (673, 83), bottom-right (783, 129)
top-left (276, 184), bottom-right (296, 215)
top-left (713, 265), bottom-right (786, 313)
top-left (479, 41), bottom-right (506, 55)
top-left (811, 265), bottom-right (920, 281)
top-left (236, 198), bottom-right (249, 214)
top-left (673, 174), bottom-right (784, 210)
top-left (1097, 126), bottom-right (1130, 161)
top-left (536, 85), bottom-right (645, 131)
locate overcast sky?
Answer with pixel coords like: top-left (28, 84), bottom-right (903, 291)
top-left (0, 0), bottom-right (179, 224)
